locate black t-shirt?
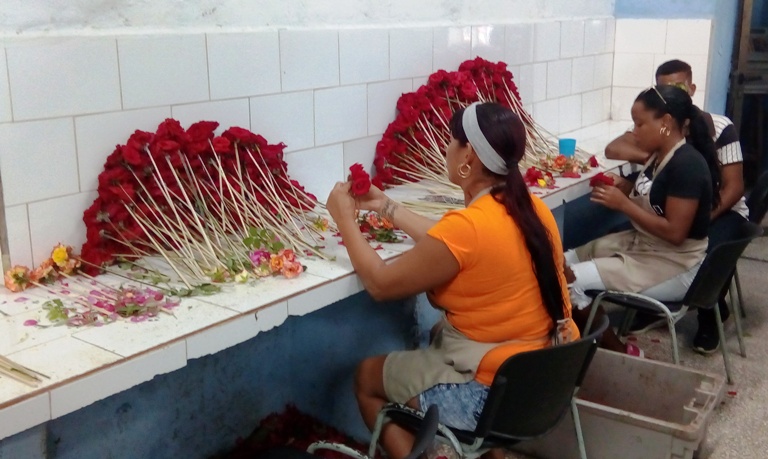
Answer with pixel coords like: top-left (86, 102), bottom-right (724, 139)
top-left (632, 143), bottom-right (713, 239)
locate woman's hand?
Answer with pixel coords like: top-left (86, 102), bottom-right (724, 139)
top-left (604, 172), bottom-right (633, 196)
top-left (590, 185), bottom-right (629, 211)
top-left (326, 181), bottom-right (357, 223)
top-left (354, 185), bottom-right (388, 213)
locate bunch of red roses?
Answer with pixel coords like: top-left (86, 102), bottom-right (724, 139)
top-left (80, 119), bottom-right (321, 278)
top-left (372, 57), bottom-right (527, 187)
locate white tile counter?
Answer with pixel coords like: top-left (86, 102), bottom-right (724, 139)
top-left (0, 121), bottom-right (627, 441)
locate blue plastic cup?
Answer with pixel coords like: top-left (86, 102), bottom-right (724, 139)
top-left (558, 138), bottom-right (577, 157)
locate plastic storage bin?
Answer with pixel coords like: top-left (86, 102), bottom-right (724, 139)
top-left (513, 348), bottom-right (726, 459)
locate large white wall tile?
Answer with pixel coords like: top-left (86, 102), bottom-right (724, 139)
top-left (0, 48), bottom-right (11, 122)
top-left (601, 88), bottom-right (612, 120)
top-left (572, 56), bottom-right (595, 93)
top-left (0, 118), bottom-right (78, 206)
top-left (250, 91), bottom-right (314, 152)
top-left (534, 21), bottom-right (560, 62)
top-left (584, 19), bottom-right (607, 55)
top-left (314, 85), bottom-right (367, 146)
top-left (171, 99), bottom-right (250, 134)
top-left (614, 19), bottom-right (667, 53)
top-left (613, 53), bottom-right (655, 87)
top-left (207, 32), bottom-right (281, 99)
top-left (594, 53), bottom-right (614, 88)
top-left (611, 86), bottom-right (644, 121)
top-left (28, 192), bottom-right (96, 264)
top-left (339, 29), bottom-right (389, 85)
top-left (605, 18), bottom-right (616, 53)
top-left (343, 136), bottom-right (379, 173)
top-left (471, 25), bottom-right (506, 62)
top-left (280, 30), bottom-right (339, 91)
top-left (547, 60), bottom-right (572, 99)
top-left (505, 24), bottom-right (534, 66)
top-left (533, 99), bottom-right (559, 134)
top-left (518, 62), bottom-right (547, 104)
top-left (284, 145), bottom-right (344, 201)
top-left (367, 79), bottom-right (412, 136)
top-left (559, 95), bottom-right (582, 133)
top-left (665, 20), bottom-right (711, 55)
top-left (75, 107), bottom-right (171, 192)
top-left (6, 38), bottom-right (120, 121)
top-left (4, 205), bottom-right (32, 267)
top-left (581, 89), bottom-right (605, 127)
top-left (119, 35), bottom-right (209, 109)
top-left (412, 76), bottom-right (429, 89)
top-left (390, 28), bottom-right (433, 79)
top-left (433, 27), bottom-right (472, 72)
top-left (560, 20), bottom-right (585, 58)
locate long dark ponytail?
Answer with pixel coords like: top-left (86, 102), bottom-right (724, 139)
top-left (450, 103), bottom-right (567, 335)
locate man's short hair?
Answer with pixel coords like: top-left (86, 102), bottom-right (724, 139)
top-left (655, 59), bottom-right (693, 79)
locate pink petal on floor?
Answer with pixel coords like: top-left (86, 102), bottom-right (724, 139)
top-left (23, 319), bottom-right (38, 326)
top-left (14, 297), bottom-right (29, 303)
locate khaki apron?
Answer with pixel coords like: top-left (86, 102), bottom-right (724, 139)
top-left (575, 144), bottom-right (707, 292)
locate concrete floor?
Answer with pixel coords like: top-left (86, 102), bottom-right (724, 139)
top-left (432, 224), bottom-right (768, 459)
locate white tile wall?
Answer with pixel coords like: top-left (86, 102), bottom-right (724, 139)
top-left (547, 60), bottom-right (572, 99)
top-left (560, 20), bottom-right (585, 59)
top-left (433, 27), bottom-right (472, 71)
top-left (367, 79), bottom-right (412, 136)
top-left (284, 144), bottom-right (344, 201)
top-left (534, 21), bottom-right (560, 62)
top-left (250, 91), bottom-right (315, 152)
top-left (28, 192), bottom-right (96, 264)
top-left (207, 32), bottom-right (281, 99)
top-left (572, 56), bottom-right (595, 94)
top-left (390, 28), bottom-right (433, 79)
top-left (339, 29), bottom-right (390, 85)
top-left (6, 38), bottom-right (121, 121)
top-left (584, 19), bottom-right (607, 55)
top-left (343, 136), bottom-right (379, 174)
top-left (559, 95), bottom-right (583, 133)
top-left (0, 118), bottom-right (79, 206)
top-left (314, 85), bottom-right (367, 146)
top-left (0, 18), bottom-right (635, 269)
top-left (279, 30), bottom-right (340, 91)
top-left (75, 107), bottom-right (172, 192)
top-left (118, 35), bottom-right (209, 109)
top-left (171, 99), bottom-right (251, 134)
top-left (4, 205), bottom-right (32, 268)
top-left (505, 24), bottom-right (534, 66)
top-left (615, 19), bottom-right (667, 53)
top-left (0, 48), bottom-right (12, 123)
top-left (613, 53), bottom-right (656, 87)
top-left (471, 25), bottom-right (506, 62)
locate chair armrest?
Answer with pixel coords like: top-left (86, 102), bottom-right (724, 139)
top-left (371, 403), bottom-right (462, 457)
top-left (307, 442), bottom-right (369, 459)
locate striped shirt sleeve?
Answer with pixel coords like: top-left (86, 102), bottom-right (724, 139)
top-left (712, 114), bottom-right (743, 165)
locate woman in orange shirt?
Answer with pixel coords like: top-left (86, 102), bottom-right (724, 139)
top-left (326, 102), bottom-right (577, 459)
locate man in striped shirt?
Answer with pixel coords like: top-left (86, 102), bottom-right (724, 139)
top-left (604, 59), bottom-right (749, 353)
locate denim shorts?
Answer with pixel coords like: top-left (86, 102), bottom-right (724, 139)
top-left (418, 380), bottom-right (490, 431)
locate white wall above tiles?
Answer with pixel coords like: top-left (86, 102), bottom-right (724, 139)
top-left (1, 16), bottom-right (622, 268)
top-left (2, 1), bottom-right (615, 36)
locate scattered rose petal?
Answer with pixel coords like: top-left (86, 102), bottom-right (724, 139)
top-left (60, 290), bottom-right (71, 295)
top-left (651, 338), bottom-right (661, 343)
top-left (727, 391), bottom-right (738, 397)
top-left (23, 319), bottom-right (38, 326)
top-left (14, 297), bottom-right (29, 303)
top-left (561, 171), bottom-right (581, 179)
top-left (373, 244), bottom-right (383, 251)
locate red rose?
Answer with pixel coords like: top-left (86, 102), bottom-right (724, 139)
top-left (589, 172), bottom-right (615, 187)
top-left (588, 155), bottom-right (599, 167)
top-left (348, 163), bottom-right (371, 196)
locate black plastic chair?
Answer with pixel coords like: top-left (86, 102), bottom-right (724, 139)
top-left (370, 315), bottom-right (610, 459)
top-left (584, 221), bottom-right (764, 384)
top-left (732, 170), bottom-right (768, 316)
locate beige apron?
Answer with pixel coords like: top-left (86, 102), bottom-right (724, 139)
top-left (575, 144), bottom-right (707, 292)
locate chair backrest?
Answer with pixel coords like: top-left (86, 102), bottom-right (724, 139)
top-left (472, 315), bottom-right (610, 442)
top-left (403, 404), bottom-right (439, 459)
top-left (683, 221), bottom-right (764, 309)
top-left (747, 170), bottom-right (768, 224)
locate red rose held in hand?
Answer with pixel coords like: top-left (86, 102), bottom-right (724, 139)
top-left (348, 163), bottom-right (371, 196)
top-left (589, 172), bottom-right (615, 187)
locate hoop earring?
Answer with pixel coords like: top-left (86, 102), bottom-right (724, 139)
top-left (458, 163), bottom-right (471, 179)
top-left (660, 126), bottom-right (670, 137)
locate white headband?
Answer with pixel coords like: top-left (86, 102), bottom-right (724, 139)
top-left (462, 102), bottom-right (509, 175)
